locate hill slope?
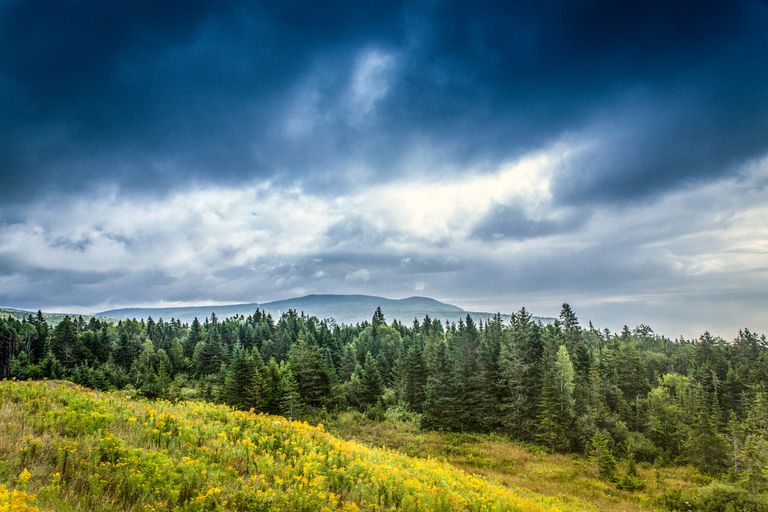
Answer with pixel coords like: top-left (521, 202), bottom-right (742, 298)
top-left (95, 294), bottom-right (552, 324)
top-left (0, 307), bottom-right (103, 325)
top-left (0, 380), bottom-right (589, 511)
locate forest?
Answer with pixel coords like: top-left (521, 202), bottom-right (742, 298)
top-left (1, 304), bottom-right (767, 508)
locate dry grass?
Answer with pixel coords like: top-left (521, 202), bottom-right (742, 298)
top-left (0, 380), bottom-right (611, 511)
top-left (325, 411), bottom-right (703, 512)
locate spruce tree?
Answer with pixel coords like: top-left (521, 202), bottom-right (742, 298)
top-left (195, 330), bottom-right (225, 375)
top-left (185, 318), bottom-right (203, 359)
top-left (30, 310), bottom-right (48, 363)
top-left (421, 341), bottom-right (460, 431)
top-left (401, 339), bottom-right (427, 412)
top-left (358, 352), bottom-right (383, 405)
top-left (590, 430), bottom-right (616, 480)
top-left (279, 362), bottom-right (303, 419)
top-left (498, 308), bottom-right (543, 440)
top-left (222, 347), bottom-right (266, 411)
top-left (288, 336), bottom-right (332, 408)
top-left (51, 315), bottom-right (78, 369)
top-left (537, 339), bottom-right (575, 452)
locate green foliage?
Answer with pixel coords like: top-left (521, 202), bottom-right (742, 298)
top-left (590, 430), bottom-right (616, 480)
top-left (660, 482), bottom-right (768, 512)
top-left (2, 301), bottom-right (768, 500)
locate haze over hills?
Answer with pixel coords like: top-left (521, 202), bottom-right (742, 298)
top-left (95, 294), bottom-right (554, 325)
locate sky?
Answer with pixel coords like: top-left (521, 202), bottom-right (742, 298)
top-left (1, 0), bottom-right (767, 338)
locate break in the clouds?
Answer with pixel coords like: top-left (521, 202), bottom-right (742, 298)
top-left (1, 0), bottom-right (767, 337)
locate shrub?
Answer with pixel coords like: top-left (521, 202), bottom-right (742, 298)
top-left (659, 482), bottom-right (768, 512)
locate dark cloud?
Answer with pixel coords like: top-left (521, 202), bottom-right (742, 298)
top-left (2, 1), bottom-right (768, 337)
top-left (2, 1), bottom-right (767, 206)
top-left (471, 204), bottom-right (588, 241)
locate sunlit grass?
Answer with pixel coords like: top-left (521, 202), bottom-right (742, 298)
top-left (1, 380), bottom-right (604, 511)
top-left (325, 411), bottom-right (703, 512)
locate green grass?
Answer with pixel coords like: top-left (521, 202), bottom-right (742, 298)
top-left (0, 380), bottom-right (610, 511)
top-left (324, 410), bottom-right (705, 512)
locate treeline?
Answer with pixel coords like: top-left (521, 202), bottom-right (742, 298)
top-left (1, 306), bottom-right (767, 493)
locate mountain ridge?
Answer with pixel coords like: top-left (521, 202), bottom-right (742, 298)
top-left (94, 294), bottom-right (552, 325)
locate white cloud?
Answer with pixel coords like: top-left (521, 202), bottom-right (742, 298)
top-left (2, 145), bottom-right (767, 337)
top-left (348, 49), bottom-right (397, 121)
top-left (345, 268), bottom-right (370, 283)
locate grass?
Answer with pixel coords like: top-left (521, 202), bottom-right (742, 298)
top-left (324, 411), bottom-right (704, 512)
top-left (0, 380), bottom-right (609, 511)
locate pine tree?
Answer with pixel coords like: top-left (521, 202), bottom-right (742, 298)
top-left (372, 307), bottom-right (385, 329)
top-left (185, 318), bottom-right (203, 359)
top-left (51, 315), bottom-right (78, 369)
top-left (401, 339), bottom-right (427, 412)
top-left (498, 308), bottom-right (543, 440)
top-left (288, 336), bottom-right (332, 408)
top-left (685, 400), bottom-right (728, 474)
top-left (279, 362), bottom-right (303, 419)
top-left (537, 339), bottom-right (575, 452)
top-left (358, 352), bottom-right (383, 405)
top-left (30, 310), bottom-right (48, 363)
top-left (590, 430), bottom-right (616, 480)
top-left (195, 330), bottom-right (225, 375)
top-left (262, 357), bottom-right (284, 415)
top-left (452, 315), bottom-right (493, 431)
top-left (114, 320), bottom-right (143, 369)
top-left (738, 392), bottom-right (768, 492)
top-left (135, 339), bottom-right (164, 398)
top-left (421, 341), bottom-right (460, 431)
top-left (222, 347), bottom-right (266, 411)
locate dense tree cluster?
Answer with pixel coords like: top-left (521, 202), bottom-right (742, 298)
top-left (1, 305), bottom-right (767, 491)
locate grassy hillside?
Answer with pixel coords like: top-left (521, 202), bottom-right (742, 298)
top-left (0, 380), bottom-right (593, 512)
top-left (326, 412), bottom-right (705, 512)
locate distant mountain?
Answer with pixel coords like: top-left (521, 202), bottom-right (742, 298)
top-left (95, 294), bottom-right (554, 325)
top-left (0, 307), bottom-right (106, 325)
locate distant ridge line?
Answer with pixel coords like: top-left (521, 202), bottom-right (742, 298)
top-left (93, 294), bottom-right (554, 325)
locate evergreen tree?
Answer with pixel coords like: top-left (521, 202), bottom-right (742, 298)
top-left (401, 339), bottom-right (427, 412)
top-left (29, 311), bottom-right (48, 363)
top-left (590, 429), bottom-right (616, 480)
top-left (498, 308), bottom-right (543, 440)
top-left (279, 362), bottom-right (303, 419)
top-left (262, 357), bottom-right (284, 415)
top-left (453, 315), bottom-right (493, 430)
top-left (222, 347), bottom-right (266, 411)
top-left (537, 339), bottom-right (575, 452)
top-left (358, 352), bottom-right (383, 406)
top-left (51, 315), bottom-right (78, 369)
top-left (135, 339), bottom-right (164, 398)
top-left (185, 318), bottom-right (203, 359)
top-left (421, 341), bottom-right (460, 431)
top-left (288, 336), bottom-right (332, 408)
top-left (195, 330), bottom-right (225, 375)
top-left (114, 320), bottom-right (144, 369)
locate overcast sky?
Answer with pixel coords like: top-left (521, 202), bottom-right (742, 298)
top-left (1, 1), bottom-right (767, 338)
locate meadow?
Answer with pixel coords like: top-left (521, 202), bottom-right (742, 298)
top-left (0, 380), bottom-right (602, 512)
top-left (326, 411), bottom-right (705, 512)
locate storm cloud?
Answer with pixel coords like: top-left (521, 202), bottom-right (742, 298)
top-left (1, 0), bottom-right (767, 337)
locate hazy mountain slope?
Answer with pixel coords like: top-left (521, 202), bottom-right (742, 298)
top-left (95, 294), bottom-right (552, 324)
top-left (0, 307), bottom-right (105, 325)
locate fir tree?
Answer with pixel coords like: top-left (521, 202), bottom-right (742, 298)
top-left (222, 347), bottom-right (266, 411)
top-left (358, 352), bottom-right (383, 405)
top-left (51, 315), bottom-right (78, 369)
top-left (537, 339), bottom-right (575, 452)
top-left (421, 341), bottom-right (460, 431)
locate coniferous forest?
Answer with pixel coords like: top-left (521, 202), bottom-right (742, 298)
top-left (2, 304), bottom-right (767, 506)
